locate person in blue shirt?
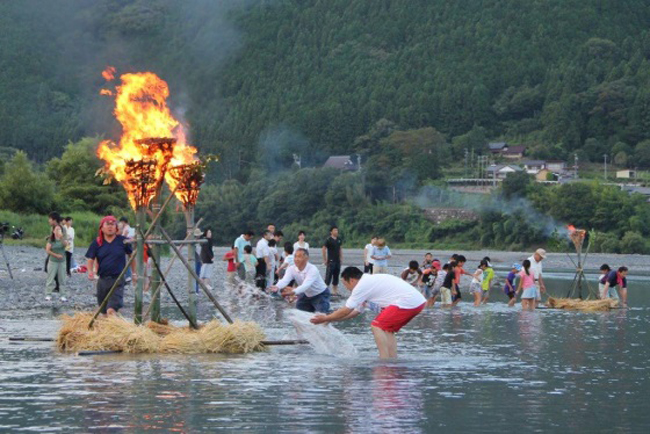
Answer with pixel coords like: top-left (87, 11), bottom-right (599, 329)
top-left (505, 263), bottom-right (521, 307)
top-left (85, 215), bottom-right (135, 316)
top-left (601, 266), bottom-right (629, 307)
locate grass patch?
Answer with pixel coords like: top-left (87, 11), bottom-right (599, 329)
top-left (0, 210), bottom-right (102, 248)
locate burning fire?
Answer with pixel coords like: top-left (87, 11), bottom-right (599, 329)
top-left (97, 67), bottom-right (198, 209)
top-left (566, 225), bottom-right (587, 250)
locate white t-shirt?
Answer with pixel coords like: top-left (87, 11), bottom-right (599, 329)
top-left (346, 274), bottom-right (426, 311)
top-left (471, 267), bottom-right (483, 284)
top-left (276, 262), bottom-right (327, 297)
top-left (256, 238), bottom-right (270, 260)
top-left (527, 255), bottom-right (543, 280)
top-left (269, 246), bottom-right (278, 268)
top-left (65, 226), bottom-right (75, 252)
top-left (364, 243), bottom-right (375, 264)
top-left (293, 241), bottom-right (310, 254)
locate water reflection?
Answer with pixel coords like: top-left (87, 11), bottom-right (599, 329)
top-left (1, 278), bottom-right (650, 431)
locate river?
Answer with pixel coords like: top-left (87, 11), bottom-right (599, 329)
top-left (1, 271), bottom-right (649, 432)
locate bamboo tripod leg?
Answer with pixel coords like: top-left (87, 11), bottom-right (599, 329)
top-left (141, 234), bottom-right (198, 330)
top-left (158, 226), bottom-right (234, 324)
top-left (143, 218), bottom-right (203, 319)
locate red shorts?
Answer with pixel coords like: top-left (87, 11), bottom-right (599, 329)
top-left (371, 303), bottom-right (425, 333)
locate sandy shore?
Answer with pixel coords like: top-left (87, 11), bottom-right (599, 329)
top-left (0, 245), bottom-right (647, 314)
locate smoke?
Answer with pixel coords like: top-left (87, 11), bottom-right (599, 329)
top-left (413, 184), bottom-right (567, 237)
top-left (258, 124), bottom-right (326, 173)
top-left (12, 0), bottom-right (266, 145)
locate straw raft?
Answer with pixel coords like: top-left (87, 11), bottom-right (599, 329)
top-left (56, 312), bottom-right (266, 354)
top-left (546, 297), bottom-right (619, 311)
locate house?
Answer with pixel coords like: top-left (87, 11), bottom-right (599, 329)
top-left (488, 142), bottom-right (508, 154)
top-left (522, 160), bottom-right (547, 174)
top-left (535, 168), bottom-right (553, 181)
top-left (501, 145), bottom-right (526, 159)
top-left (323, 155), bottom-right (357, 171)
top-left (486, 164), bottom-right (522, 180)
top-left (546, 160), bottom-right (567, 173)
top-left (616, 169), bottom-right (637, 179)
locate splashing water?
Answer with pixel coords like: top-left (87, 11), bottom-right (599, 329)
top-left (218, 280), bottom-right (278, 325)
top-left (286, 310), bottom-right (358, 357)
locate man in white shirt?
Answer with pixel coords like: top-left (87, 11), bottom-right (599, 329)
top-left (527, 248), bottom-right (547, 307)
top-left (363, 236), bottom-right (377, 274)
top-left (311, 266), bottom-right (425, 358)
top-left (270, 248), bottom-right (330, 313)
top-left (255, 230), bottom-right (273, 289)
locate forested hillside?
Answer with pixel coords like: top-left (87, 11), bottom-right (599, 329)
top-left (2, 0), bottom-right (650, 169)
top-left (3, 0), bottom-right (650, 253)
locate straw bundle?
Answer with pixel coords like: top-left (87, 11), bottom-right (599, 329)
top-left (200, 320), bottom-right (266, 354)
top-left (160, 330), bottom-right (207, 354)
top-left (547, 297), bottom-right (618, 311)
top-left (56, 312), bottom-right (266, 354)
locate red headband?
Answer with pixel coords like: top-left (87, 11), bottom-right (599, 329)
top-left (97, 215), bottom-right (117, 246)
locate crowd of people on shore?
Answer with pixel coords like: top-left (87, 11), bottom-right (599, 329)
top-left (40, 215), bottom-right (632, 357)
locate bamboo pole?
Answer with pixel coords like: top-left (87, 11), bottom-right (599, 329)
top-left (88, 184), bottom-right (179, 329)
top-left (150, 199), bottom-right (162, 323)
top-left (143, 218), bottom-right (203, 320)
top-left (134, 207), bottom-right (146, 324)
top-left (186, 206), bottom-right (198, 326)
top-left (157, 226), bottom-right (233, 324)
top-left (138, 229), bottom-right (198, 330)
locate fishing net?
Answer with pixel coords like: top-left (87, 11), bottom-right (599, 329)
top-left (56, 312), bottom-right (266, 354)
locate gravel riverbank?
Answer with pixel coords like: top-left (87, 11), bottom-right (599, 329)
top-left (0, 245), bottom-right (647, 316)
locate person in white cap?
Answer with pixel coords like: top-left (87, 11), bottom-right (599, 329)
top-left (527, 248), bottom-right (547, 307)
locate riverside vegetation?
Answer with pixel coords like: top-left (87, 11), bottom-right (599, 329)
top-left (1, 1), bottom-right (650, 253)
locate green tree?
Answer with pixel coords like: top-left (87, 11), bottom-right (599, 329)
top-left (46, 137), bottom-right (127, 213)
top-left (0, 151), bottom-right (54, 214)
top-left (501, 171), bottom-right (533, 199)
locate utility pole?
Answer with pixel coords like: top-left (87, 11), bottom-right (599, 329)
top-left (574, 153), bottom-right (579, 179)
top-left (603, 154), bottom-right (608, 180)
top-left (464, 148), bottom-right (468, 178)
top-left (356, 153), bottom-right (361, 171)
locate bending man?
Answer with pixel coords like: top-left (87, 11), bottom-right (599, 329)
top-left (269, 248), bottom-right (330, 313)
top-left (311, 266), bottom-right (425, 358)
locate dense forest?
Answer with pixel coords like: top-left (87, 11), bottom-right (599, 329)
top-left (2, 0), bottom-right (650, 253)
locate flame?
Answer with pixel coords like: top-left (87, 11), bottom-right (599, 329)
top-left (99, 89), bottom-right (113, 96)
top-left (567, 224), bottom-right (576, 233)
top-left (102, 66), bottom-right (116, 81)
top-left (97, 71), bottom-right (197, 209)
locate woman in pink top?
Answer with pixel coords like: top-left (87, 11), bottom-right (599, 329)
top-left (516, 259), bottom-right (536, 310)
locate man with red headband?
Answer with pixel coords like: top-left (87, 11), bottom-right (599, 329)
top-left (85, 216), bottom-right (136, 316)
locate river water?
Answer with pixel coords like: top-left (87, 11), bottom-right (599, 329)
top-left (1, 275), bottom-right (649, 432)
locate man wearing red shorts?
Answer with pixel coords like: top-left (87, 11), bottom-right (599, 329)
top-left (311, 266), bottom-right (426, 358)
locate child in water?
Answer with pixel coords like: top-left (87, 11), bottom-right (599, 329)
top-left (480, 257), bottom-right (495, 304)
top-left (516, 259), bottom-right (536, 310)
top-left (470, 260), bottom-right (487, 306)
top-left (505, 263), bottom-right (521, 307)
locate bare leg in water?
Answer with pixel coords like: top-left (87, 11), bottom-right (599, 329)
top-left (371, 326), bottom-right (397, 358)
